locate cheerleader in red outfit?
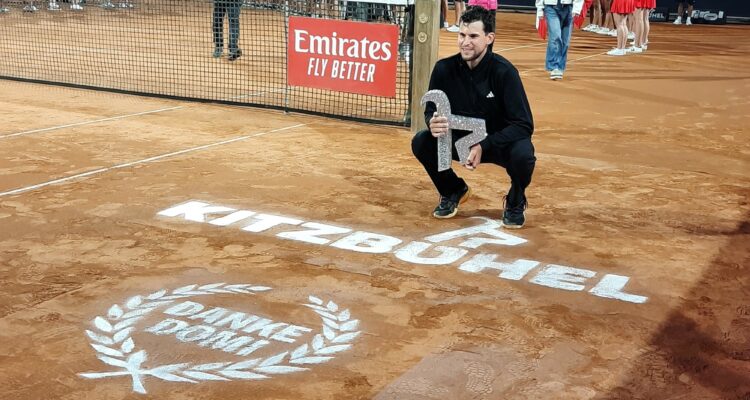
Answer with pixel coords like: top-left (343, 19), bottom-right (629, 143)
top-left (607, 0), bottom-right (634, 55)
top-left (633, 0), bottom-right (655, 51)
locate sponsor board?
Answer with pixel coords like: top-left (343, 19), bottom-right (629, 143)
top-left (690, 9), bottom-right (727, 24)
top-left (649, 7), bottom-right (669, 22)
top-left (287, 17), bottom-right (399, 97)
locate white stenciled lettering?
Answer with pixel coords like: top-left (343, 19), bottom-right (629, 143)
top-left (163, 301), bottom-right (204, 317)
top-left (189, 307), bottom-right (228, 324)
top-left (589, 274), bottom-right (648, 304)
top-left (145, 318), bottom-right (189, 335)
top-left (175, 325), bottom-right (215, 342)
top-left (425, 217), bottom-right (527, 247)
top-left (530, 265), bottom-right (596, 291)
top-left (236, 339), bottom-right (271, 356)
top-left (157, 201), bottom-right (234, 222)
top-left (198, 330), bottom-right (255, 352)
top-left (270, 325), bottom-right (313, 343)
top-left (214, 312), bottom-right (260, 330)
top-left (277, 222), bottom-right (352, 245)
top-left (394, 241), bottom-right (467, 265)
top-left (209, 210), bottom-right (256, 226)
top-left (242, 214), bottom-right (303, 233)
top-left (459, 254), bottom-right (540, 280)
top-left (330, 231), bottom-right (402, 253)
top-left (156, 200), bottom-right (650, 304)
top-left (241, 319), bottom-right (289, 338)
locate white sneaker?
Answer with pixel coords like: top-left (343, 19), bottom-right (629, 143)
top-left (607, 48), bottom-right (626, 56)
top-left (0, 6), bottom-right (9, 12)
top-left (627, 46), bottom-right (643, 53)
top-left (70, 3), bottom-right (82, 9)
top-left (686, 17), bottom-right (692, 25)
top-left (595, 27), bottom-right (610, 35)
top-left (583, 24), bottom-right (597, 32)
top-left (673, 16), bottom-right (682, 25)
top-left (627, 32), bottom-right (635, 40)
top-left (608, 30), bottom-right (618, 37)
top-left (48, 2), bottom-right (60, 10)
top-left (23, 4), bottom-right (38, 11)
top-left (550, 69), bottom-right (563, 80)
top-left (641, 43), bottom-right (648, 50)
top-left (443, 21), bottom-right (449, 29)
top-left (446, 25), bottom-right (459, 33)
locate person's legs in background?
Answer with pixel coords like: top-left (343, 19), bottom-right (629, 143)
top-left (227, 0), bottom-right (242, 60)
top-left (447, 0), bottom-right (465, 32)
top-left (641, 6), bottom-right (651, 49)
top-left (213, 1), bottom-right (226, 57)
top-left (544, 5), bottom-right (563, 79)
top-left (631, 7), bottom-right (644, 52)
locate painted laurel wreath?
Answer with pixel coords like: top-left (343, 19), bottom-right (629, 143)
top-left (79, 283), bottom-right (361, 394)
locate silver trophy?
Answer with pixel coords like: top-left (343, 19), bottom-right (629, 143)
top-left (421, 90), bottom-right (488, 172)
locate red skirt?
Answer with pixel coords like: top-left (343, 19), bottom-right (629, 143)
top-left (610, 0), bottom-right (635, 14)
top-left (636, 0), bottom-right (656, 8)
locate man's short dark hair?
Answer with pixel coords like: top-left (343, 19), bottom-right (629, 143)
top-left (460, 6), bottom-right (495, 34)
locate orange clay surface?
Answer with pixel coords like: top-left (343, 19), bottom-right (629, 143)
top-left (0, 12), bottom-right (748, 400)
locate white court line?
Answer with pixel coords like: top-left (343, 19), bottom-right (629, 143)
top-left (520, 50), bottom-right (609, 75)
top-left (568, 51), bottom-right (610, 63)
top-left (0, 123), bottom-right (307, 198)
top-left (497, 42), bottom-right (546, 52)
top-left (0, 106), bottom-right (184, 140)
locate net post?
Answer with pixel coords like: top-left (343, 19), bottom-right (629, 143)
top-left (409, 0), bottom-right (439, 134)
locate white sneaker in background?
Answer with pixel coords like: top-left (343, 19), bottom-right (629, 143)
top-left (0, 6), bottom-right (9, 12)
top-left (446, 25), bottom-right (459, 33)
top-left (48, 2), bottom-right (60, 10)
top-left (673, 16), bottom-right (682, 24)
top-left (627, 46), bottom-right (643, 53)
top-left (607, 48), bottom-right (626, 56)
top-left (627, 32), bottom-right (635, 39)
top-left (608, 30), bottom-right (618, 37)
top-left (686, 17), bottom-right (692, 25)
top-left (595, 27), bottom-right (610, 34)
top-left (443, 21), bottom-right (449, 29)
top-left (70, 3), bottom-right (83, 9)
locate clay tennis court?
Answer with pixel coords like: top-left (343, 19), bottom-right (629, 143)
top-left (1, 11), bottom-right (749, 400)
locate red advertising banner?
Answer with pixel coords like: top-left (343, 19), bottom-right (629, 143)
top-left (287, 16), bottom-right (399, 98)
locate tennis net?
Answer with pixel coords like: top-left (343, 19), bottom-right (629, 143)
top-left (0, 0), bottom-right (415, 125)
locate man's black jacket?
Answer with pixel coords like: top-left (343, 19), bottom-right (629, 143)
top-left (423, 51), bottom-right (534, 155)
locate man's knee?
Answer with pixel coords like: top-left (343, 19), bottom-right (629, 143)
top-left (411, 129), bottom-right (434, 159)
top-left (509, 140), bottom-right (536, 169)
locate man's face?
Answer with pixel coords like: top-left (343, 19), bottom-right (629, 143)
top-left (458, 21), bottom-right (494, 63)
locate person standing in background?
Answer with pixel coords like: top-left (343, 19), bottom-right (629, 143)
top-left (630, 0), bottom-right (654, 53)
top-left (213, 0), bottom-right (243, 60)
top-left (673, 0), bottom-right (693, 25)
top-left (447, 0), bottom-right (466, 32)
top-left (607, 0), bottom-right (634, 56)
top-left (536, 0), bottom-right (584, 80)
